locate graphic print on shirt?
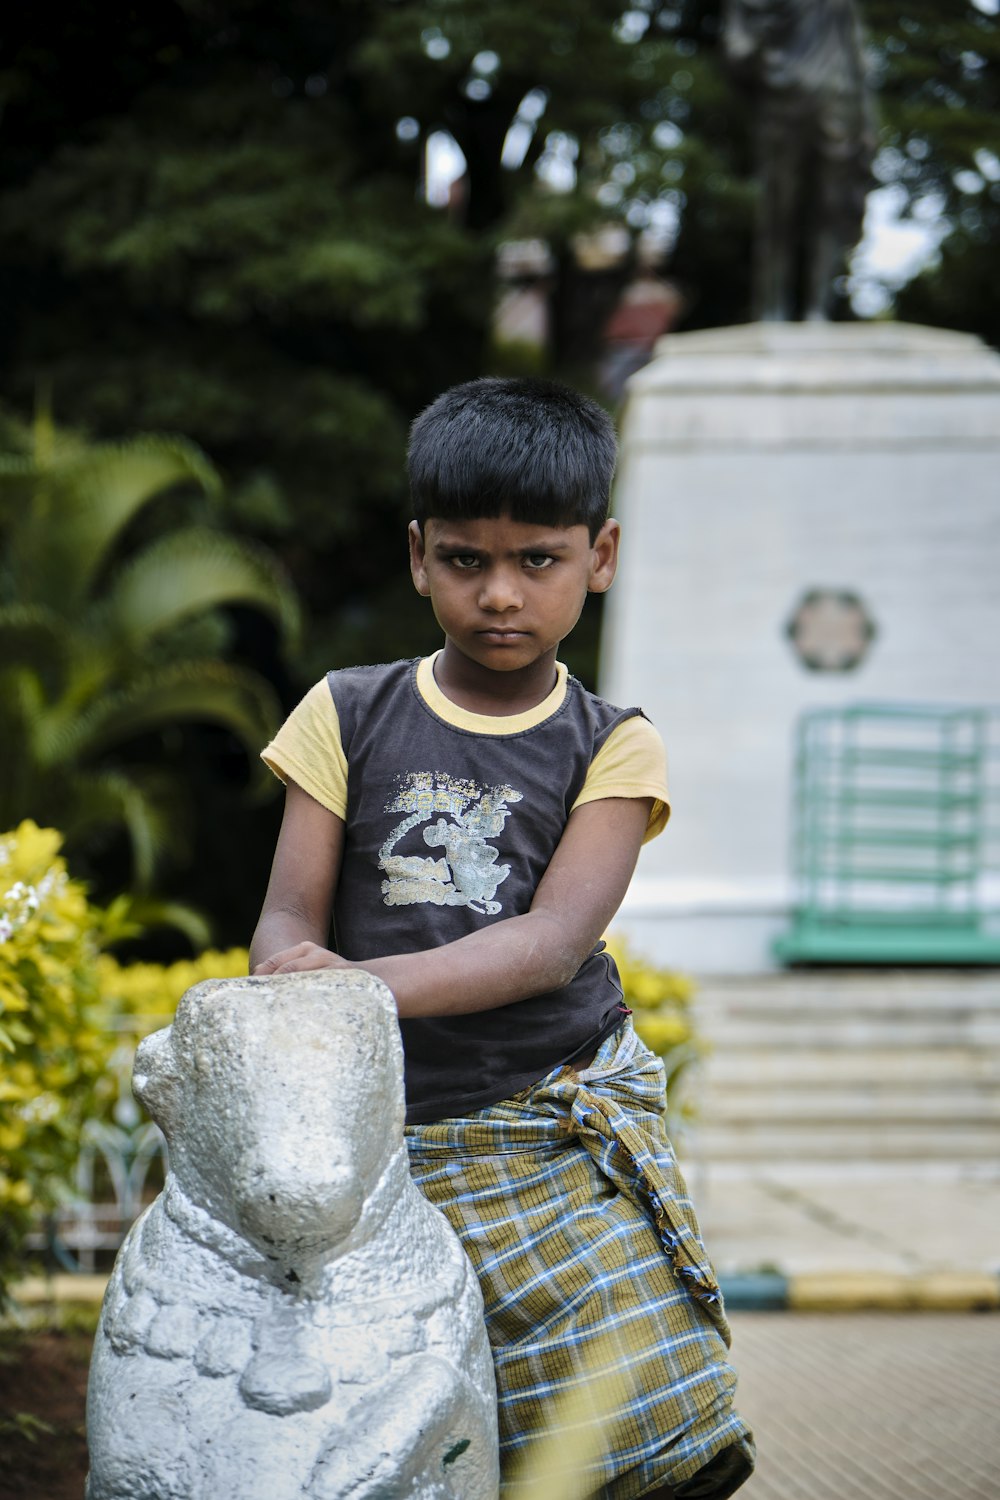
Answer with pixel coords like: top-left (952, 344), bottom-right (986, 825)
top-left (379, 771), bottom-right (523, 915)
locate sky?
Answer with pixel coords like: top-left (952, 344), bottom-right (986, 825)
top-left (848, 185), bottom-right (950, 317)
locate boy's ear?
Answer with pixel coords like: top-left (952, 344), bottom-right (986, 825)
top-left (408, 519), bottom-right (431, 596)
top-left (587, 518), bottom-right (621, 594)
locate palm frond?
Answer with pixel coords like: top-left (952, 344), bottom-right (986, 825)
top-left (112, 895), bottom-right (213, 951)
top-left (96, 526), bottom-right (301, 655)
top-left (56, 768), bottom-right (179, 889)
top-left (44, 661), bottom-right (281, 785)
top-left (10, 436), bottom-right (222, 612)
top-left (0, 455), bottom-right (41, 528)
top-left (1, 420), bottom-right (298, 894)
top-left (0, 605), bottom-right (70, 677)
top-left (32, 382), bottom-right (56, 470)
top-left (0, 667), bottom-right (48, 826)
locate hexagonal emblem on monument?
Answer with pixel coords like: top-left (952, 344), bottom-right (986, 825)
top-left (785, 588), bottom-right (877, 672)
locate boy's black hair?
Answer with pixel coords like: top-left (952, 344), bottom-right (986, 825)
top-left (407, 377), bottom-right (617, 542)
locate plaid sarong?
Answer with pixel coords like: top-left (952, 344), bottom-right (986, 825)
top-left (405, 1022), bottom-right (754, 1499)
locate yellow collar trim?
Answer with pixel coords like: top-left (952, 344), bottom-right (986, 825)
top-left (416, 652), bottom-right (568, 734)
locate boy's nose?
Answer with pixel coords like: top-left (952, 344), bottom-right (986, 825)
top-left (478, 568), bottom-right (523, 611)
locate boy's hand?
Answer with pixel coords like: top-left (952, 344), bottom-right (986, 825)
top-left (252, 942), bottom-right (349, 976)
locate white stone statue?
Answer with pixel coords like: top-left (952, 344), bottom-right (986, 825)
top-left (86, 971), bottom-right (499, 1500)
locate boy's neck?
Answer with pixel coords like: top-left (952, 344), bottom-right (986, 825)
top-left (432, 641), bottom-right (561, 717)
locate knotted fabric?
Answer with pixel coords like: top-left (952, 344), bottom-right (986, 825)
top-left (406, 1022), bottom-right (754, 1499)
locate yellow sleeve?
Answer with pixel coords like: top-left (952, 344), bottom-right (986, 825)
top-left (260, 679), bottom-right (348, 820)
top-left (570, 715), bottom-right (671, 843)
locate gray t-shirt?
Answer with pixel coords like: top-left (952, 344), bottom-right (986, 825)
top-left (262, 655), bottom-right (670, 1123)
top-left (334, 660), bottom-right (645, 1121)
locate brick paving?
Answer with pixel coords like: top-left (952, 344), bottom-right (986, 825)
top-left (728, 1312), bottom-right (1000, 1500)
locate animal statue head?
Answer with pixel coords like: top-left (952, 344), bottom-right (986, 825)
top-left (133, 971), bottom-right (403, 1275)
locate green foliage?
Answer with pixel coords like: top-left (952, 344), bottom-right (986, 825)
top-left (0, 1411), bottom-right (55, 1444)
top-left (0, 821), bottom-right (127, 1296)
top-left (864, 1), bottom-right (1000, 211)
top-left (0, 818), bottom-right (248, 1301)
top-left (864, 1), bottom-right (1000, 346)
top-left (0, 415), bottom-right (300, 888)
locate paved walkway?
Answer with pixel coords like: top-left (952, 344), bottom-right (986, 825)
top-left (685, 1161), bottom-right (1000, 1308)
top-left (691, 1160), bottom-right (1000, 1272)
top-left (729, 1311), bottom-right (1000, 1500)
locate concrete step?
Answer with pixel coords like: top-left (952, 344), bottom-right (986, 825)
top-left (695, 1018), bottom-right (1000, 1048)
top-left (694, 993), bottom-right (1000, 1029)
top-left (686, 972), bottom-right (1000, 1168)
top-left (697, 1087), bottom-right (1000, 1123)
top-left (692, 1122), bottom-right (1000, 1162)
top-left (691, 974), bottom-right (1000, 1012)
top-left (701, 1047), bottom-right (1000, 1085)
top-left (697, 991), bottom-right (1000, 1017)
top-left (692, 990), bottom-right (1000, 1014)
top-left (698, 999), bottom-right (1000, 1026)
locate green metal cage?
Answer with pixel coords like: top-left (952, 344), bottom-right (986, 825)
top-left (774, 703), bottom-right (1000, 964)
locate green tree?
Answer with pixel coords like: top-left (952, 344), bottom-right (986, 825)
top-left (862, 0), bottom-right (1000, 347)
top-left (5, 3), bottom-right (992, 526)
top-left (0, 412), bottom-right (300, 893)
top-left (0, 5), bottom-right (742, 571)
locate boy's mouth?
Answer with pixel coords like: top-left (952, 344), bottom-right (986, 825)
top-left (478, 629), bottom-right (528, 642)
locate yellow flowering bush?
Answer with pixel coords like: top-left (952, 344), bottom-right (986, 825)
top-left (0, 822), bottom-right (122, 1289)
top-left (97, 946), bottom-right (250, 1031)
top-left (604, 933), bottom-right (700, 1133)
top-left (0, 820), bottom-right (248, 1297)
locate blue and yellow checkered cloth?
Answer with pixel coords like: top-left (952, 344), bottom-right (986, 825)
top-left (406, 1022), bottom-right (754, 1499)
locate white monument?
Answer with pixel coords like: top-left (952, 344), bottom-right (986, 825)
top-left (602, 322), bottom-right (1000, 973)
top-left (86, 971), bottom-right (499, 1500)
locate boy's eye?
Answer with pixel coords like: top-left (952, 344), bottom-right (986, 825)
top-left (448, 554), bottom-right (480, 570)
top-left (524, 554), bottom-right (555, 570)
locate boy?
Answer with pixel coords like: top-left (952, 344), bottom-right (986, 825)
top-left (251, 378), bottom-right (754, 1499)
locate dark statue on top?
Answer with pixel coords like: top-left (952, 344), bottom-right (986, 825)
top-left (723, 0), bottom-right (877, 322)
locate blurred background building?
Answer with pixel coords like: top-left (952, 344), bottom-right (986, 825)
top-left (602, 321), bottom-right (1000, 973)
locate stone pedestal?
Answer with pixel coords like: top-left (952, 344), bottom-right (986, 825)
top-left (601, 323), bottom-right (1000, 973)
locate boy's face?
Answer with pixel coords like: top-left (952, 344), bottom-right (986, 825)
top-left (409, 514), bottom-right (620, 680)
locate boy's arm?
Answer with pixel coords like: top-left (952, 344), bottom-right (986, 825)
top-left (249, 782), bottom-right (344, 973)
top-left (254, 792), bottom-right (652, 1019)
top-left (373, 795), bottom-right (652, 1017)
